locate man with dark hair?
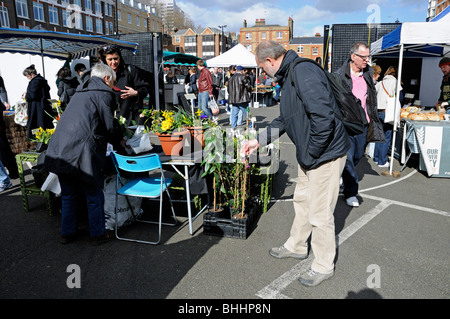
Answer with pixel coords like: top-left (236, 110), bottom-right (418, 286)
top-left (244, 41), bottom-right (350, 287)
top-left (436, 56), bottom-right (450, 113)
top-left (196, 60), bottom-right (214, 120)
top-left (228, 65), bottom-right (252, 128)
top-left (335, 42), bottom-right (384, 207)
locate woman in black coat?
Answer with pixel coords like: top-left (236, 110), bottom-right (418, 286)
top-left (22, 65), bottom-right (53, 140)
top-left (57, 66), bottom-right (79, 105)
top-left (98, 45), bottom-right (151, 125)
top-left (44, 63), bottom-right (126, 245)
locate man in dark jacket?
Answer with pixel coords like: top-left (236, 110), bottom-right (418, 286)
top-left (335, 42), bottom-right (384, 208)
top-left (45, 63), bottom-right (125, 245)
top-left (244, 41), bottom-right (350, 287)
top-left (228, 65), bottom-right (252, 128)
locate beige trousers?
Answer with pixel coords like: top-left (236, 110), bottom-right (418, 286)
top-left (284, 155), bottom-right (346, 274)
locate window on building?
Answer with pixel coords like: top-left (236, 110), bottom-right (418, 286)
top-left (75, 12), bottom-right (83, 30)
top-left (0, 4), bottom-right (10, 27)
top-left (94, 0), bottom-right (101, 14)
top-left (33, 2), bottom-right (45, 22)
top-left (61, 0), bottom-right (70, 5)
top-left (297, 46), bottom-right (303, 53)
top-left (49, 6), bottom-right (58, 25)
top-left (85, 0), bottom-right (92, 11)
top-left (86, 16), bottom-right (93, 32)
top-left (261, 32), bottom-right (266, 40)
top-left (96, 18), bottom-right (102, 34)
top-left (246, 44), bottom-right (252, 51)
top-left (276, 32), bottom-right (283, 39)
top-left (175, 37), bottom-right (180, 43)
top-left (16, 0), bottom-right (28, 18)
top-left (312, 47), bottom-right (318, 55)
top-left (246, 33), bottom-right (252, 40)
top-left (144, 19), bottom-right (147, 29)
top-left (128, 14), bottom-right (131, 24)
top-left (117, 10), bottom-right (121, 21)
top-left (136, 16), bottom-right (140, 26)
top-left (73, 0), bottom-right (82, 9)
top-left (62, 9), bottom-right (70, 27)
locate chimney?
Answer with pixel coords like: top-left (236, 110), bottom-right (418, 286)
top-left (288, 17), bottom-right (293, 40)
top-left (255, 18), bottom-right (266, 26)
top-left (244, 19), bottom-right (247, 28)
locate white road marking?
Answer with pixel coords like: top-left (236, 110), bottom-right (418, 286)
top-left (256, 171), bottom-right (450, 299)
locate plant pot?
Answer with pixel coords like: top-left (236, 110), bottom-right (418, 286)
top-left (203, 198), bottom-right (262, 239)
top-left (35, 142), bottom-right (47, 152)
top-left (156, 130), bottom-right (189, 156)
top-left (187, 126), bottom-right (205, 149)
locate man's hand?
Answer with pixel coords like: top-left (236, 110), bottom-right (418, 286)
top-left (242, 139), bottom-right (259, 155)
top-left (4, 101), bottom-right (10, 110)
top-left (120, 86), bottom-right (138, 100)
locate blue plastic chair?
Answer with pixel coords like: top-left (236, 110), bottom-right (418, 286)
top-left (110, 152), bottom-right (177, 244)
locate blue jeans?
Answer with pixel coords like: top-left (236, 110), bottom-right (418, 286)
top-left (0, 160), bottom-right (11, 186)
top-left (342, 126), bottom-right (367, 199)
top-left (198, 91), bottom-right (213, 119)
top-left (59, 174), bottom-right (106, 238)
top-left (231, 103), bottom-right (248, 128)
top-left (373, 111), bottom-right (393, 165)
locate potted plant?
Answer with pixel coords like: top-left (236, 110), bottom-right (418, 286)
top-left (31, 127), bottom-right (55, 152)
top-left (202, 126), bottom-right (261, 239)
top-left (140, 108), bottom-right (188, 156)
top-left (178, 107), bottom-right (213, 149)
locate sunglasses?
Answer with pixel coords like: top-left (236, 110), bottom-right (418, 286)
top-left (103, 44), bottom-right (118, 51)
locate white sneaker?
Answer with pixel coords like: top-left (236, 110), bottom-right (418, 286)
top-left (346, 196), bottom-right (359, 207)
top-left (378, 162), bottom-right (390, 168)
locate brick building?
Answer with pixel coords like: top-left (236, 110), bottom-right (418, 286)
top-left (239, 17), bottom-right (293, 52)
top-left (171, 26), bottom-right (232, 60)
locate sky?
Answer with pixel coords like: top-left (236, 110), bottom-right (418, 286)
top-left (176, 0), bottom-right (429, 36)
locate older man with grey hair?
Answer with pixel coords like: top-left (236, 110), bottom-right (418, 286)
top-left (45, 63), bottom-right (126, 246)
top-left (244, 41), bottom-right (350, 287)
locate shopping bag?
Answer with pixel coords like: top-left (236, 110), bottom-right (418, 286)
top-left (40, 172), bottom-right (61, 196)
top-left (14, 101), bottom-right (28, 126)
top-left (104, 175), bottom-right (143, 230)
top-left (208, 97), bottom-right (219, 116)
top-left (384, 96), bottom-right (396, 124)
top-left (126, 125), bottom-right (153, 154)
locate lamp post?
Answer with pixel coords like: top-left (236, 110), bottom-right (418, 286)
top-left (219, 25), bottom-right (227, 54)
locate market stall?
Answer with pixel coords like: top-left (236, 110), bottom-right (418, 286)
top-left (397, 110), bottom-right (450, 177)
top-left (370, 17), bottom-right (450, 175)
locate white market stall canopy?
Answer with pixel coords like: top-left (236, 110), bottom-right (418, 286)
top-left (0, 27), bottom-right (138, 60)
top-left (371, 20), bottom-right (450, 58)
top-left (206, 43), bottom-right (257, 68)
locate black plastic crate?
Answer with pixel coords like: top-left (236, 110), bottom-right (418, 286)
top-left (203, 199), bottom-right (261, 239)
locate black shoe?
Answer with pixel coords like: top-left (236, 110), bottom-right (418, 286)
top-left (61, 233), bottom-right (77, 244)
top-left (90, 230), bottom-right (114, 246)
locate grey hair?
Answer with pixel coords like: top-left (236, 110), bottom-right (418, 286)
top-left (255, 41), bottom-right (287, 62)
top-left (90, 63), bottom-right (116, 82)
top-left (349, 42), bottom-right (369, 56)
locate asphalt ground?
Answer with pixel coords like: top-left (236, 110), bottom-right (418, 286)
top-left (0, 103), bottom-right (449, 307)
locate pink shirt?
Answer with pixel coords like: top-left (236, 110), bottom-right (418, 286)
top-left (351, 71), bottom-right (370, 123)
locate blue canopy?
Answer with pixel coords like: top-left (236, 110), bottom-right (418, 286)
top-left (0, 27), bottom-right (138, 60)
top-left (163, 51), bottom-right (201, 66)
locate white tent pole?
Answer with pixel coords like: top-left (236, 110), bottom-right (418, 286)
top-left (389, 43), bottom-right (404, 175)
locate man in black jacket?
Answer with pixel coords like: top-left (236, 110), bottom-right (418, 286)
top-left (244, 41), bottom-right (350, 287)
top-left (228, 65), bottom-right (252, 128)
top-left (45, 63), bottom-right (126, 245)
top-left (335, 42), bottom-right (384, 208)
